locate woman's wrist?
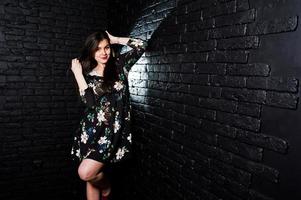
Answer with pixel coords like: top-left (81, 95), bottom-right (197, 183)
top-left (116, 37), bottom-right (130, 45)
top-left (109, 35), bottom-right (119, 44)
top-left (74, 72), bottom-right (84, 80)
top-left (114, 37), bottom-right (119, 44)
top-left (106, 31), bottom-right (129, 45)
top-left (74, 73), bottom-right (88, 91)
top-left (108, 35), bottom-right (129, 45)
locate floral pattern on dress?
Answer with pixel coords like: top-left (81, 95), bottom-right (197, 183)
top-left (113, 81), bottom-right (124, 91)
top-left (71, 37), bottom-right (147, 163)
top-left (116, 147), bottom-right (129, 160)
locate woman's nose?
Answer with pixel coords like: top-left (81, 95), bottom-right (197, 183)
top-left (100, 49), bottom-right (106, 55)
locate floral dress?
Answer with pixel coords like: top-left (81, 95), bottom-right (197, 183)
top-left (71, 38), bottom-right (147, 164)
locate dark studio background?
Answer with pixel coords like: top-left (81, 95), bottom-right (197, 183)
top-left (1, 0), bottom-right (301, 200)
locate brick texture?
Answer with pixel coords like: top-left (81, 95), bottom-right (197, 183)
top-left (0, 0), bottom-right (107, 199)
top-left (109, 0), bottom-right (301, 200)
top-left (1, 0), bottom-right (301, 200)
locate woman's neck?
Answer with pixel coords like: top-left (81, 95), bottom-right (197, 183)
top-left (93, 63), bottom-right (106, 76)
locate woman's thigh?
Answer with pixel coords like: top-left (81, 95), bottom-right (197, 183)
top-left (78, 158), bottom-right (105, 181)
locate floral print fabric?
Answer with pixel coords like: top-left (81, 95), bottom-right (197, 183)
top-left (71, 38), bottom-right (147, 164)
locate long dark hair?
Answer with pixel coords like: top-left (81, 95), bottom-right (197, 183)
top-left (79, 31), bottom-right (119, 87)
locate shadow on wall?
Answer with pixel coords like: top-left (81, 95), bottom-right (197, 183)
top-left (122, 0), bottom-right (301, 200)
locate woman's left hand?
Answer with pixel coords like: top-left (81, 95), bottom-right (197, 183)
top-left (106, 30), bottom-right (118, 44)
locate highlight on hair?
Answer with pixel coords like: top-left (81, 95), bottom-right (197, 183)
top-left (78, 30), bottom-right (119, 88)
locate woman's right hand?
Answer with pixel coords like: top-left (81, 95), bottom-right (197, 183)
top-left (71, 58), bottom-right (83, 76)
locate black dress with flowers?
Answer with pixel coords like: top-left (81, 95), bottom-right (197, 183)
top-left (71, 38), bottom-right (147, 164)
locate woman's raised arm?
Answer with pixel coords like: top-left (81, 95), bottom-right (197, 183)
top-left (71, 58), bottom-right (96, 108)
top-left (106, 31), bottom-right (148, 74)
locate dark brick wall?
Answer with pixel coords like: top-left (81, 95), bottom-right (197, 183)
top-left (110, 0), bottom-right (301, 200)
top-left (2, 0), bottom-right (301, 199)
top-left (0, 0), bottom-right (107, 199)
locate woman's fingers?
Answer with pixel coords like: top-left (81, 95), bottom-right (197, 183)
top-left (105, 30), bottom-right (110, 36)
top-left (105, 30), bottom-right (115, 42)
top-left (71, 58), bottom-right (80, 66)
top-left (72, 58), bottom-right (79, 63)
top-left (105, 30), bottom-right (110, 38)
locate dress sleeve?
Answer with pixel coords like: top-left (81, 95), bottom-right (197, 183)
top-left (117, 38), bottom-right (148, 73)
top-left (79, 77), bottom-right (96, 108)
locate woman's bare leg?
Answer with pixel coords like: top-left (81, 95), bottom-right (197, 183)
top-left (88, 170), bottom-right (111, 197)
top-left (78, 158), bottom-right (111, 200)
top-left (100, 174), bottom-right (111, 197)
top-left (86, 181), bottom-right (101, 200)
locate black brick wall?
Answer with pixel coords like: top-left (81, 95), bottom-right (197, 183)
top-left (0, 0), bottom-right (107, 199)
top-left (2, 0), bottom-right (301, 200)
top-left (109, 0), bottom-right (301, 200)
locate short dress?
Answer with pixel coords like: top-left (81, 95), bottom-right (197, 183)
top-left (71, 38), bottom-right (147, 164)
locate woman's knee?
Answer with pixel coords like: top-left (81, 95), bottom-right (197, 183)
top-left (78, 165), bottom-right (95, 181)
top-left (77, 159), bottom-right (104, 181)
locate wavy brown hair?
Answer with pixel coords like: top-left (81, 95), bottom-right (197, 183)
top-left (78, 31), bottom-right (119, 87)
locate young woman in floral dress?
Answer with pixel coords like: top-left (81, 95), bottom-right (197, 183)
top-left (70, 30), bottom-right (147, 200)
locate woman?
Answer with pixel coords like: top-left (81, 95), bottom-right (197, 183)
top-left (70, 30), bottom-right (147, 200)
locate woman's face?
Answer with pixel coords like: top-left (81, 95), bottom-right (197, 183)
top-left (94, 39), bottom-right (111, 65)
